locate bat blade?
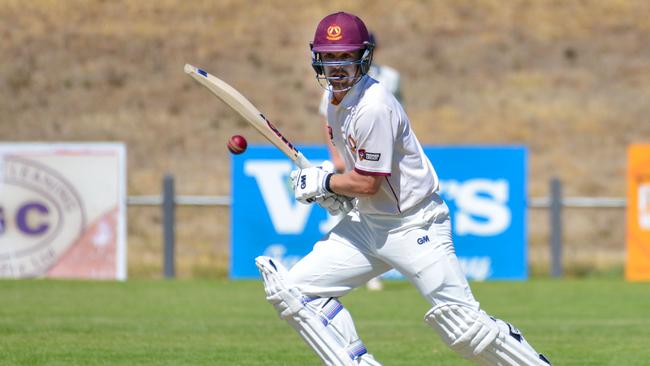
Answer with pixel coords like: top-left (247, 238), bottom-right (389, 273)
top-left (184, 63), bottom-right (311, 168)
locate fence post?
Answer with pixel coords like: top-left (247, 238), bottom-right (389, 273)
top-left (550, 177), bottom-right (563, 277)
top-left (163, 174), bottom-right (175, 278)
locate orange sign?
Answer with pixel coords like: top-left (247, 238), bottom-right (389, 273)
top-left (626, 144), bottom-right (650, 281)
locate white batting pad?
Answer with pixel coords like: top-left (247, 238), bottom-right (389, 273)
top-left (256, 256), bottom-right (381, 366)
top-left (425, 303), bottom-right (551, 366)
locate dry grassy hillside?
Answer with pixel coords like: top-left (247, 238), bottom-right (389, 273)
top-left (1, 0), bottom-right (649, 277)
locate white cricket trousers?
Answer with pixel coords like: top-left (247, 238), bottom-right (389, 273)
top-left (287, 194), bottom-right (480, 309)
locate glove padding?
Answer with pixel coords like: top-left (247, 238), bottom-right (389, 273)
top-left (315, 194), bottom-right (354, 216)
top-left (290, 161), bottom-right (335, 204)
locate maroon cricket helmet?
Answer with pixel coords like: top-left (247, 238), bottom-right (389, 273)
top-left (312, 12), bottom-right (371, 52)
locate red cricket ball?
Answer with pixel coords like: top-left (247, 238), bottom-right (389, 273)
top-left (227, 135), bottom-right (248, 155)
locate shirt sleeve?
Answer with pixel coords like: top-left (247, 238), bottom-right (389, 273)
top-left (353, 104), bottom-right (394, 176)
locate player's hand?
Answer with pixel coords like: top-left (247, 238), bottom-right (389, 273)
top-left (290, 162), bottom-right (335, 204)
top-left (315, 194), bottom-right (354, 216)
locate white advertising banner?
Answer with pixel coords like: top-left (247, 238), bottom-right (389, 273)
top-left (0, 143), bottom-right (127, 280)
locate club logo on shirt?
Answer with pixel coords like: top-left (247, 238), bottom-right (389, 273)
top-left (347, 135), bottom-right (357, 154)
top-left (326, 25), bottom-right (342, 41)
top-left (358, 149), bottom-right (381, 161)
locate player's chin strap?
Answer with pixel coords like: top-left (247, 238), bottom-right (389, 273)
top-left (255, 256), bottom-right (381, 366)
top-left (425, 304), bottom-right (552, 366)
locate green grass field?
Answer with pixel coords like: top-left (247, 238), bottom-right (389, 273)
top-left (1, 279), bottom-right (648, 365)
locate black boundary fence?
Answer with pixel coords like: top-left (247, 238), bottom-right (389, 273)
top-left (128, 175), bottom-right (625, 278)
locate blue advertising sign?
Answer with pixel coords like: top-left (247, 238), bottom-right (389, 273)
top-left (231, 145), bottom-right (527, 280)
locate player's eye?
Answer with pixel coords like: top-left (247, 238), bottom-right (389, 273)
top-left (322, 52), bottom-right (356, 62)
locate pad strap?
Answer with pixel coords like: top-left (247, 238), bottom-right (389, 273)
top-left (425, 303), bottom-right (552, 366)
top-left (256, 256), bottom-right (381, 366)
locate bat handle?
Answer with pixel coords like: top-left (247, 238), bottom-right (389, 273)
top-left (295, 153), bottom-right (313, 169)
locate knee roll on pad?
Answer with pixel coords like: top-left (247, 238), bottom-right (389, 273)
top-left (424, 303), bottom-right (499, 358)
top-left (255, 256), bottom-right (381, 366)
top-left (424, 304), bottom-right (552, 366)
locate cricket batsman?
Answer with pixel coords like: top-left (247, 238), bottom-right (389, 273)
top-left (256, 11), bottom-right (552, 366)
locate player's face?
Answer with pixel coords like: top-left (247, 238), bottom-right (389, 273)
top-left (321, 51), bottom-right (362, 90)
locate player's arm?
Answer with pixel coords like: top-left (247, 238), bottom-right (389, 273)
top-left (323, 122), bottom-right (345, 173)
top-left (328, 104), bottom-right (393, 197)
top-left (291, 165), bottom-right (382, 204)
top-left (328, 170), bottom-right (382, 197)
top-left (319, 90), bottom-right (346, 173)
top-left (293, 104), bottom-right (390, 201)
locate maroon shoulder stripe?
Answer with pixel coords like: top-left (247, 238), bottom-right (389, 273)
top-left (354, 167), bottom-right (391, 176)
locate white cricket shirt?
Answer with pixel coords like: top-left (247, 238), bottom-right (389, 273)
top-left (326, 75), bottom-right (439, 215)
top-left (319, 64), bottom-right (402, 116)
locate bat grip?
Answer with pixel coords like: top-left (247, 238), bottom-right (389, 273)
top-left (295, 153), bottom-right (313, 169)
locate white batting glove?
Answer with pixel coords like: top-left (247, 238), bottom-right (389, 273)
top-left (290, 161), bottom-right (336, 204)
top-left (319, 160), bottom-right (335, 174)
top-left (315, 194), bottom-right (354, 216)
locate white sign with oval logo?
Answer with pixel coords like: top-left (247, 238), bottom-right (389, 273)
top-left (0, 143), bottom-right (126, 280)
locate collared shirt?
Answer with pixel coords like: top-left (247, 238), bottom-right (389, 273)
top-left (319, 64), bottom-right (402, 116)
top-left (326, 75), bottom-right (439, 215)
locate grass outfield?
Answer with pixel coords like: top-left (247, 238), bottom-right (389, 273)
top-left (1, 279), bottom-right (648, 365)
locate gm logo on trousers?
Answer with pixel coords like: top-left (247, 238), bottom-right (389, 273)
top-left (231, 145), bottom-right (527, 281)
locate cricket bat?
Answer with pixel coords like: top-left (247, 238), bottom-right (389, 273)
top-left (184, 63), bottom-right (312, 168)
